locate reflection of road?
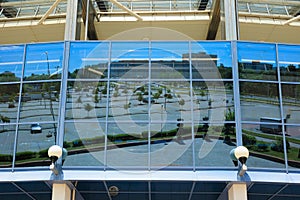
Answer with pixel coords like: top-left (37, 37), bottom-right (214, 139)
top-left (64, 138), bottom-right (286, 169)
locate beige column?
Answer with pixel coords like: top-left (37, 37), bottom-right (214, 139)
top-left (52, 183), bottom-right (72, 200)
top-left (228, 183), bottom-right (248, 200)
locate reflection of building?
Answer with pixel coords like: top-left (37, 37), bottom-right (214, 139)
top-left (1, 1), bottom-right (300, 200)
top-left (241, 61), bottom-right (273, 71)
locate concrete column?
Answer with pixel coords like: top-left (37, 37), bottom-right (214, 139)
top-left (221, 0), bottom-right (239, 40)
top-left (228, 183), bottom-right (247, 200)
top-left (52, 183), bottom-right (72, 200)
top-left (64, 0), bottom-right (81, 40)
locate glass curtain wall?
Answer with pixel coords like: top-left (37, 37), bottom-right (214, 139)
top-left (0, 41), bottom-right (299, 172)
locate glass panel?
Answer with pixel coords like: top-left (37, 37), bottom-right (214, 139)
top-left (240, 82), bottom-right (280, 122)
top-left (19, 81), bottom-right (61, 123)
top-left (192, 81), bottom-right (231, 123)
top-left (150, 81), bottom-right (191, 122)
top-left (286, 125), bottom-right (300, 170)
top-left (108, 81), bottom-right (149, 122)
top-left (151, 42), bottom-right (189, 80)
top-left (191, 42), bottom-right (232, 79)
top-left (106, 122), bottom-right (148, 169)
top-left (65, 81), bottom-right (107, 121)
top-left (282, 84), bottom-right (300, 124)
top-left (15, 123), bottom-right (55, 167)
top-left (195, 123), bottom-right (236, 167)
top-left (63, 122), bottom-right (105, 167)
top-left (150, 122), bottom-right (193, 168)
top-left (0, 83), bottom-right (20, 123)
top-left (0, 44), bottom-right (24, 82)
top-left (0, 124), bottom-right (16, 168)
top-left (237, 42), bottom-right (277, 81)
top-left (242, 123), bottom-right (286, 169)
top-left (111, 42), bottom-right (149, 79)
top-left (24, 43), bottom-right (64, 81)
top-left (278, 44), bottom-right (300, 82)
top-left (69, 42), bottom-right (109, 79)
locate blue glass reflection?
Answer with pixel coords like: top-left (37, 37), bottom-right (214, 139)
top-left (0, 45), bottom-right (24, 81)
top-left (24, 42), bottom-right (64, 80)
top-left (278, 44), bottom-right (300, 82)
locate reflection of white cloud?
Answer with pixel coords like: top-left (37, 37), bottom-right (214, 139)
top-left (0, 61), bottom-right (22, 65)
top-left (0, 45), bottom-right (23, 51)
top-left (26, 59), bottom-right (60, 64)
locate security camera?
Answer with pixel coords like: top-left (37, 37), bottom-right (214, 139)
top-left (230, 146), bottom-right (249, 176)
top-left (48, 145), bottom-right (63, 175)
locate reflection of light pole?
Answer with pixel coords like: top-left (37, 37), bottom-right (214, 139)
top-left (44, 51), bottom-right (50, 75)
top-left (161, 105), bottom-right (163, 132)
top-left (44, 51), bottom-right (57, 142)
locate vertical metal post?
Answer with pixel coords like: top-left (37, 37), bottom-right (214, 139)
top-left (64, 0), bottom-right (80, 40)
top-left (84, 0), bottom-right (90, 40)
top-left (222, 0), bottom-right (239, 40)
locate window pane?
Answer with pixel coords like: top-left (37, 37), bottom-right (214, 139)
top-left (69, 42), bottom-right (109, 79)
top-left (24, 43), bottom-right (64, 80)
top-left (106, 122), bottom-right (148, 169)
top-left (0, 83), bottom-right (20, 123)
top-left (0, 45), bottom-right (24, 82)
top-left (0, 124), bottom-right (16, 168)
top-left (195, 123), bottom-right (236, 167)
top-left (242, 123), bottom-right (286, 169)
top-left (150, 122), bottom-right (193, 168)
top-left (191, 42), bottom-right (232, 79)
top-left (108, 81), bottom-right (149, 122)
top-left (111, 42), bottom-right (149, 79)
top-left (192, 81), bottom-right (231, 123)
top-left (237, 42), bottom-right (277, 81)
top-left (151, 42), bottom-right (189, 80)
top-left (63, 122), bottom-right (105, 167)
top-left (240, 82), bottom-right (280, 122)
top-left (278, 44), bottom-right (300, 82)
top-left (19, 81), bottom-right (61, 123)
top-left (285, 125), bottom-right (300, 170)
top-left (150, 81), bottom-right (191, 122)
top-left (282, 84), bottom-right (300, 124)
top-left (65, 81), bottom-right (107, 121)
top-left (15, 123), bottom-right (55, 167)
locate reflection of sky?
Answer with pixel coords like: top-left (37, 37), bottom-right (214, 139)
top-left (69, 41), bottom-right (233, 74)
top-left (0, 45), bottom-right (24, 78)
top-left (24, 43), bottom-right (64, 77)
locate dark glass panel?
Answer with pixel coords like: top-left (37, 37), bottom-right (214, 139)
top-left (106, 122), bottom-right (148, 168)
top-left (278, 44), bottom-right (300, 82)
top-left (0, 124), bottom-right (15, 168)
top-left (0, 83), bottom-right (20, 123)
top-left (240, 82), bottom-right (280, 122)
top-left (150, 122), bottom-right (193, 168)
top-left (191, 42), bottom-right (232, 79)
top-left (111, 42), bottom-right (149, 79)
top-left (69, 42), bottom-right (109, 79)
top-left (63, 122), bottom-right (105, 167)
top-left (15, 123), bottom-right (55, 167)
top-left (0, 45), bottom-right (24, 82)
top-left (24, 43), bottom-right (64, 80)
top-left (237, 42), bottom-right (277, 81)
top-left (242, 123), bottom-right (285, 169)
top-left (19, 81), bottom-right (61, 123)
top-left (65, 81), bottom-right (107, 121)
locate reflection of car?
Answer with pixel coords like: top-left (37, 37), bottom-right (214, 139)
top-left (142, 97), bottom-right (155, 103)
top-left (31, 123), bottom-right (42, 134)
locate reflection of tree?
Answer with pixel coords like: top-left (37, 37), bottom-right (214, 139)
top-left (84, 103), bottom-right (94, 117)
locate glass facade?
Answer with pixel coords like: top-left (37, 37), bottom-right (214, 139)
top-left (0, 41), bottom-right (299, 172)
